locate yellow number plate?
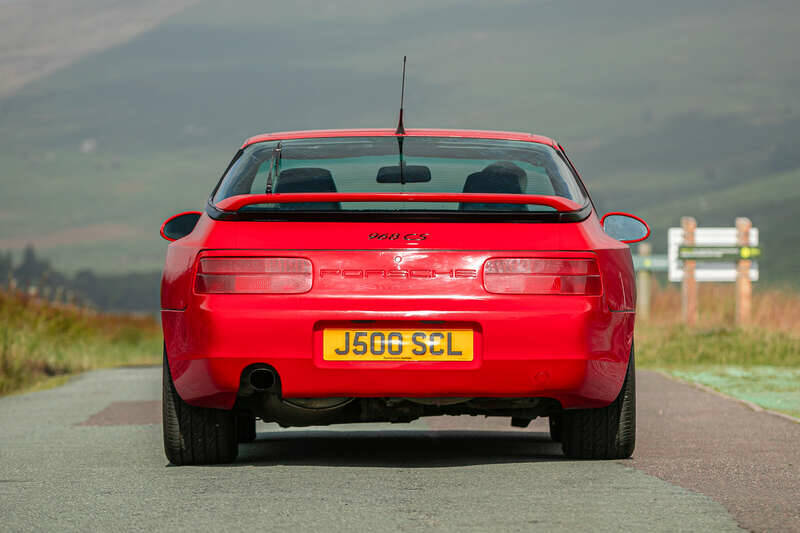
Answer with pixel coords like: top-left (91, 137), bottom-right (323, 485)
top-left (323, 329), bottom-right (474, 361)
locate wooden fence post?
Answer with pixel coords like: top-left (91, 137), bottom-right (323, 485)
top-left (636, 243), bottom-right (651, 320)
top-left (681, 216), bottom-right (698, 326)
top-left (736, 217), bottom-right (752, 327)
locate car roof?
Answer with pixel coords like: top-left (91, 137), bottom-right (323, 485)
top-left (241, 128), bottom-right (558, 149)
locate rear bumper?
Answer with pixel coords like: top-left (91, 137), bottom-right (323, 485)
top-left (162, 295), bottom-right (634, 410)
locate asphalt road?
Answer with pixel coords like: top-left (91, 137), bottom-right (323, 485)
top-left (1, 368), bottom-right (798, 532)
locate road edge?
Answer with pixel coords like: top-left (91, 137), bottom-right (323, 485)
top-left (651, 369), bottom-right (800, 425)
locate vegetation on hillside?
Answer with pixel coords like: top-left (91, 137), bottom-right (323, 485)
top-left (0, 246), bottom-right (160, 312)
top-left (0, 0), bottom-right (198, 98)
top-left (0, 289), bottom-right (160, 395)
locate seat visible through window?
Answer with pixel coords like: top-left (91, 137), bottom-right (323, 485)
top-left (274, 168), bottom-right (340, 210)
top-left (459, 161), bottom-right (528, 211)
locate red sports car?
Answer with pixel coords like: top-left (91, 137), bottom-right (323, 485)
top-left (160, 128), bottom-right (649, 465)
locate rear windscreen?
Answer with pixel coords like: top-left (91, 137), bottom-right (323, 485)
top-left (213, 136), bottom-right (586, 212)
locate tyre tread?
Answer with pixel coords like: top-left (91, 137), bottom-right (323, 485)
top-left (561, 347), bottom-right (636, 460)
top-left (162, 351), bottom-right (238, 465)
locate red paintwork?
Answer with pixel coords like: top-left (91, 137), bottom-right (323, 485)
top-left (600, 212), bottom-right (651, 243)
top-left (159, 211), bottom-right (202, 242)
top-left (242, 128), bottom-right (558, 149)
top-left (161, 130), bottom-right (643, 414)
top-left (216, 192), bottom-right (582, 212)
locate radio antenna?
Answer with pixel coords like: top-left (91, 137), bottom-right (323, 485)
top-left (395, 56), bottom-right (407, 135)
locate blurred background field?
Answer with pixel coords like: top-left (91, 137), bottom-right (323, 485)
top-left (0, 0), bottom-right (799, 285)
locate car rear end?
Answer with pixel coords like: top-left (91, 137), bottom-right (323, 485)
top-left (161, 130), bottom-right (637, 463)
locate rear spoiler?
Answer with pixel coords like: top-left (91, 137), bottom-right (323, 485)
top-left (208, 192), bottom-right (591, 223)
top-left (216, 193), bottom-right (581, 211)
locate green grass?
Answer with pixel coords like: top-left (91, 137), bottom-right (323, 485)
top-left (637, 324), bottom-right (800, 368)
top-left (0, 290), bottom-right (161, 395)
top-left (670, 366), bottom-right (800, 419)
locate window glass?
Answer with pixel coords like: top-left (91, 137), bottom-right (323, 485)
top-left (213, 136), bottom-right (585, 212)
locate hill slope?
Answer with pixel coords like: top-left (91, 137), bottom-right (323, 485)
top-left (0, 0), bottom-right (798, 282)
top-left (0, 0), bottom-right (198, 98)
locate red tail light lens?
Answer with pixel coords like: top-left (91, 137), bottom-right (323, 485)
top-left (195, 257), bottom-right (312, 294)
top-left (483, 258), bottom-right (601, 295)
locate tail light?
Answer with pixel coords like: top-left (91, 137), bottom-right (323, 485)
top-left (195, 257), bottom-right (312, 294)
top-left (483, 258), bottom-right (601, 295)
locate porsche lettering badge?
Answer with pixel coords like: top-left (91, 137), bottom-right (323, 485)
top-left (319, 269), bottom-right (477, 279)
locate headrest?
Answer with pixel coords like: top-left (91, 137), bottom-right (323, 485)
top-left (460, 161), bottom-right (528, 211)
top-left (275, 167), bottom-right (340, 210)
top-left (482, 161), bottom-right (528, 192)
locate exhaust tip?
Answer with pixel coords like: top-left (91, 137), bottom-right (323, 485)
top-left (249, 368), bottom-right (276, 391)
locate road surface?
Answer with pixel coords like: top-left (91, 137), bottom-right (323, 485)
top-left (1, 368), bottom-right (798, 532)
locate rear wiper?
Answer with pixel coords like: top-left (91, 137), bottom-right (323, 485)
top-left (265, 141), bottom-right (282, 194)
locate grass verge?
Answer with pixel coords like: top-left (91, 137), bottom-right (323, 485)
top-left (669, 366), bottom-right (800, 420)
top-left (637, 324), bottom-right (800, 368)
top-left (0, 289), bottom-right (160, 395)
top-left (636, 284), bottom-right (800, 419)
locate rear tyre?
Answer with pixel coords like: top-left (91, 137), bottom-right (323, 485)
top-left (162, 351), bottom-right (238, 465)
top-left (561, 348), bottom-right (636, 460)
top-left (237, 415), bottom-right (257, 443)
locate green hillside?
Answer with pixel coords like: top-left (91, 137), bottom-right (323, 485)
top-left (0, 0), bottom-right (798, 282)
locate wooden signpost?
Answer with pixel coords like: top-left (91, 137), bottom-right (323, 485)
top-left (736, 217), bottom-right (752, 326)
top-left (666, 218), bottom-right (759, 327)
top-left (681, 217), bottom-right (698, 326)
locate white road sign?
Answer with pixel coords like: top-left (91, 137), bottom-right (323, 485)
top-left (668, 227), bottom-right (758, 283)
